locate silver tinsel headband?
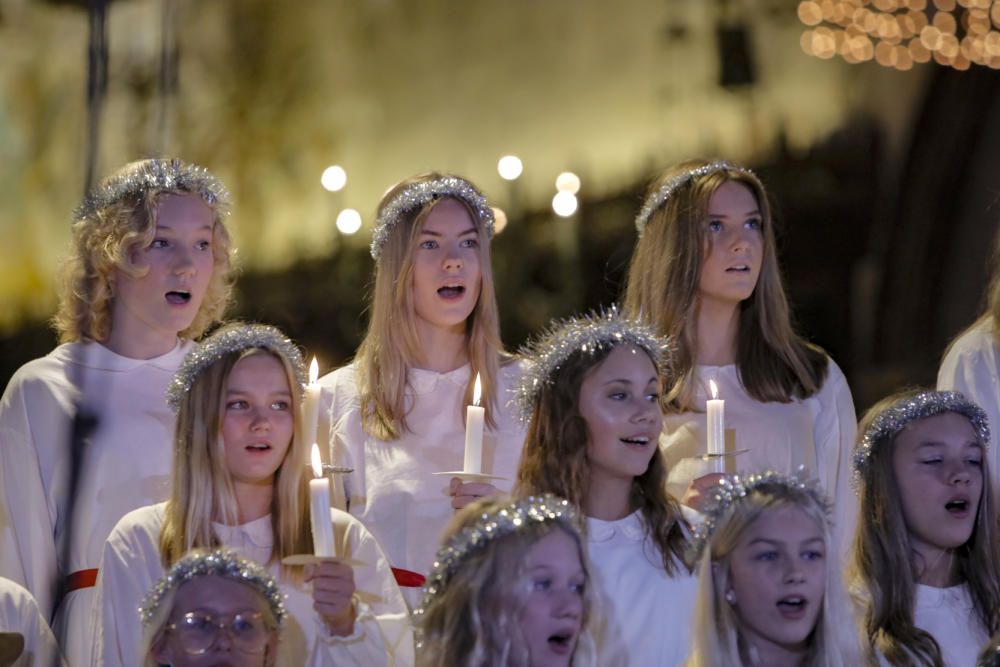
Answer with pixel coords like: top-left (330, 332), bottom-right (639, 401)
top-left (74, 158), bottom-right (230, 223)
top-left (514, 306), bottom-right (671, 423)
top-left (370, 175), bottom-right (494, 260)
top-left (634, 160), bottom-right (753, 234)
top-left (413, 494), bottom-right (583, 625)
top-left (140, 548), bottom-right (287, 626)
top-left (853, 390), bottom-right (990, 488)
top-left (688, 470), bottom-right (832, 564)
top-left (167, 323), bottom-right (307, 412)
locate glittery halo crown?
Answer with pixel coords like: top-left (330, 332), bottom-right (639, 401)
top-left (166, 323), bottom-right (307, 412)
top-left (74, 158), bottom-right (230, 224)
top-left (514, 306), bottom-right (671, 423)
top-left (140, 548), bottom-right (286, 627)
top-left (370, 175), bottom-right (494, 260)
top-left (687, 470), bottom-right (832, 564)
top-left (634, 160), bottom-right (753, 234)
top-left (853, 390), bottom-right (990, 489)
top-left (413, 494), bottom-right (583, 625)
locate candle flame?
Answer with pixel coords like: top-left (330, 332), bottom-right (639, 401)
top-left (709, 379), bottom-right (718, 400)
top-left (309, 357), bottom-right (319, 385)
top-left (311, 443), bottom-right (323, 478)
top-left (473, 373), bottom-right (482, 406)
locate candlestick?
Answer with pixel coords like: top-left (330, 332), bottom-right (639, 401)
top-left (302, 358), bottom-right (321, 452)
top-left (463, 374), bottom-right (485, 474)
top-left (309, 444), bottom-right (336, 557)
top-left (707, 379), bottom-right (725, 474)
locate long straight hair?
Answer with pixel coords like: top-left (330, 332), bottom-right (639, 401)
top-left (850, 390), bottom-right (1000, 666)
top-left (623, 159), bottom-right (827, 408)
top-left (354, 172), bottom-right (504, 441)
top-left (159, 342), bottom-right (312, 578)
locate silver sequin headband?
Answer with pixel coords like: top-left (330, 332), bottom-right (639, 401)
top-left (634, 160), bottom-right (752, 234)
top-left (413, 494), bottom-right (583, 624)
top-left (853, 390), bottom-right (990, 489)
top-left (74, 158), bottom-right (230, 224)
top-left (167, 323), bottom-right (307, 412)
top-left (140, 548), bottom-right (286, 626)
top-left (370, 175), bottom-right (494, 260)
top-left (514, 306), bottom-right (671, 423)
top-left (687, 470), bottom-right (832, 564)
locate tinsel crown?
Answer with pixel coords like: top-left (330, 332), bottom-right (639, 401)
top-left (634, 160), bottom-right (752, 234)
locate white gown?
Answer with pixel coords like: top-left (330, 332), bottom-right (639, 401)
top-left (93, 502), bottom-right (413, 667)
top-left (319, 361), bottom-right (526, 607)
top-left (585, 511), bottom-right (697, 667)
top-left (0, 340), bottom-right (192, 665)
top-left (0, 577), bottom-right (65, 667)
top-left (660, 359), bottom-right (857, 554)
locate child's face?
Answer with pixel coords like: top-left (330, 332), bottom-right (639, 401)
top-left (697, 180), bottom-right (763, 308)
top-left (519, 528), bottom-right (586, 667)
top-left (153, 575), bottom-right (277, 667)
top-left (892, 412), bottom-right (983, 555)
top-left (221, 353), bottom-right (294, 487)
top-left (410, 198), bottom-right (483, 336)
top-left (725, 504), bottom-right (826, 658)
top-left (112, 193), bottom-right (215, 341)
top-left (579, 345), bottom-right (662, 485)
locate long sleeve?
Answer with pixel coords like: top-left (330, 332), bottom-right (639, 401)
top-left (0, 577), bottom-right (67, 667)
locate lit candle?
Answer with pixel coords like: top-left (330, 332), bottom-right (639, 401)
top-left (302, 358), bottom-right (321, 451)
top-left (463, 374), bottom-right (485, 474)
top-left (707, 380), bottom-right (725, 474)
top-left (309, 444), bottom-right (336, 557)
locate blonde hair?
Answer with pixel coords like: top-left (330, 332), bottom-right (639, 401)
top-left (515, 342), bottom-right (690, 576)
top-left (622, 158), bottom-right (827, 408)
top-left (159, 325), bottom-right (312, 578)
top-left (850, 389), bottom-right (1000, 666)
top-left (52, 159), bottom-right (235, 344)
top-left (354, 172), bottom-right (504, 440)
top-left (416, 497), bottom-right (600, 667)
top-left (687, 481), bottom-right (862, 667)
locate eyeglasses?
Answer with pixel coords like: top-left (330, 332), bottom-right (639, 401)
top-left (164, 610), bottom-right (275, 655)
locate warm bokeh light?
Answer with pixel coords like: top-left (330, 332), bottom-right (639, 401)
top-left (321, 165), bottom-right (347, 192)
top-left (555, 171), bottom-right (581, 194)
top-left (552, 191), bottom-right (578, 217)
top-left (336, 208), bottom-right (362, 235)
top-left (497, 155), bottom-right (523, 181)
top-left (491, 207), bottom-right (509, 234)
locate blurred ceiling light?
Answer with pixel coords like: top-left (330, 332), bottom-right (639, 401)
top-left (336, 208), bottom-right (362, 235)
top-left (321, 165), bottom-right (347, 192)
top-left (555, 172), bottom-right (581, 194)
top-left (492, 207), bottom-right (508, 234)
top-left (552, 191), bottom-right (578, 217)
top-left (497, 155), bottom-right (523, 181)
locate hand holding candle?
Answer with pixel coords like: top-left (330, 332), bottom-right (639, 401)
top-left (310, 444), bottom-right (337, 558)
top-left (463, 374), bottom-right (485, 474)
top-left (707, 380), bottom-right (725, 474)
top-left (302, 358), bottom-right (321, 452)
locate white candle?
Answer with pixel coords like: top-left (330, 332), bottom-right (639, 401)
top-left (302, 358), bottom-right (321, 452)
top-left (463, 374), bottom-right (485, 474)
top-left (707, 379), bottom-right (725, 474)
top-left (309, 444), bottom-right (336, 557)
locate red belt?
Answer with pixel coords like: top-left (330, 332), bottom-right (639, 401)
top-left (391, 567), bottom-right (426, 588)
top-left (65, 569), bottom-right (98, 593)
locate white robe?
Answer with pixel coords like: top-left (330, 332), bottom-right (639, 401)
top-left (937, 318), bottom-right (1000, 491)
top-left (319, 361), bottom-right (526, 607)
top-left (586, 511), bottom-right (697, 667)
top-left (92, 502), bottom-right (413, 667)
top-left (660, 359), bottom-right (857, 554)
top-left (0, 340), bottom-right (191, 665)
top-left (0, 577), bottom-right (65, 667)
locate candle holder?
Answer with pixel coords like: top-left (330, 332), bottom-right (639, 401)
top-left (281, 554), bottom-right (365, 567)
top-left (432, 470), bottom-right (507, 483)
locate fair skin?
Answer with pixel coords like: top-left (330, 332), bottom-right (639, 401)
top-left (577, 345), bottom-right (662, 521)
top-left (106, 193), bottom-right (215, 359)
top-left (219, 352), bottom-right (356, 634)
top-left (724, 505), bottom-right (826, 667)
top-left (152, 576), bottom-right (278, 667)
top-left (892, 412), bottom-right (984, 587)
top-left (519, 529), bottom-right (586, 667)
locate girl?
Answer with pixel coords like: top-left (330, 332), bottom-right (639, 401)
top-left (414, 494), bottom-right (598, 667)
top-left (0, 158), bottom-right (235, 664)
top-left (514, 309), bottom-right (696, 666)
top-left (686, 471), bottom-right (862, 666)
top-left (851, 389), bottom-right (1000, 666)
top-left (318, 173), bottom-right (524, 605)
top-left (622, 159), bottom-right (856, 546)
top-left (140, 548), bottom-right (284, 667)
top-left (94, 323), bottom-right (411, 666)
